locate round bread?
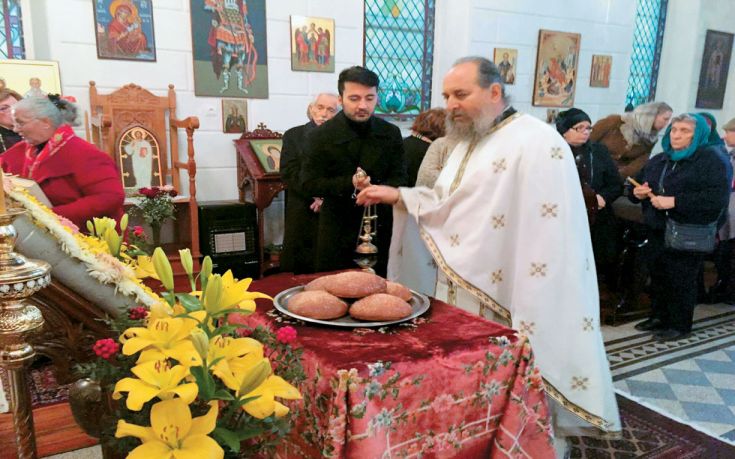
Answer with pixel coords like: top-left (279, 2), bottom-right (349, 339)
top-left (325, 271), bottom-right (387, 298)
top-left (386, 281), bottom-right (412, 302)
top-left (350, 293), bottom-right (413, 321)
top-left (303, 275), bottom-right (334, 292)
top-left (287, 290), bottom-right (348, 320)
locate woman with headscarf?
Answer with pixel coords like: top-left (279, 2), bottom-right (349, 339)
top-left (699, 112), bottom-right (734, 303)
top-left (591, 102), bottom-right (673, 178)
top-left (629, 113), bottom-right (729, 341)
top-left (557, 108), bottom-right (622, 284)
top-left (1, 95), bottom-right (124, 229)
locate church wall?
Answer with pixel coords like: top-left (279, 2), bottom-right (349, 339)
top-left (23, 0), bottom-right (364, 205)
top-left (657, 0), bottom-right (735, 127)
top-left (431, 0), bottom-right (638, 123)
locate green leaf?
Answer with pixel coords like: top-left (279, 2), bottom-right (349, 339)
top-left (213, 427), bottom-right (241, 453)
top-left (212, 324), bottom-right (240, 336)
top-left (190, 365), bottom-right (215, 400)
top-left (235, 395), bottom-right (261, 408)
top-left (176, 293), bottom-right (202, 312)
top-left (213, 389), bottom-right (235, 401)
top-left (161, 291), bottom-right (176, 307)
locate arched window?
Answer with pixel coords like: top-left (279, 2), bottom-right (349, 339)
top-left (0, 0), bottom-right (24, 59)
top-left (625, 0), bottom-right (668, 109)
top-left (364, 0), bottom-right (435, 119)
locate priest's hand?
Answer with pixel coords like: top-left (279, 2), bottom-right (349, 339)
top-left (356, 185), bottom-right (400, 206)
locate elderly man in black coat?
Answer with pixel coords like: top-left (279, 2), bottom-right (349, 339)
top-left (301, 66), bottom-right (407, 275)
top-left (280, 93), bottom-right (339, 273)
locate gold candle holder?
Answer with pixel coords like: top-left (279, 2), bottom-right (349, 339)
top-left (0, 208), bottom-right (51, 459)
top-left (354, 205), bottom-right (378, 273)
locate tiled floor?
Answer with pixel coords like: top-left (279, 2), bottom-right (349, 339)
top-left (615, 344), bottom-right (735, 442)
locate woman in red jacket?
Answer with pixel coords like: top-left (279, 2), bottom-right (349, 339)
top-left (2, 94), bottom-right (124, 229)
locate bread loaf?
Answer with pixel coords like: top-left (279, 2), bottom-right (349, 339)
top-left (386, 281), bottom-right (412, 301)
top-left (325, 271), bottom-right (387, 298)
top-left (287, 290), bottom-right (348, 320)
top-left (350, 293), bottom-right (413, 321)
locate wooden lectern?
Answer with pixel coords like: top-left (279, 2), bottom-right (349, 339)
top-left (235, 124), bottom-right (284, 277)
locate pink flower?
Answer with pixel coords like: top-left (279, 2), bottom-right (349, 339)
top-left (275, 326), bottom-right (298, 344)
top-left (236, 327), bottom-right (253, 337)
top-left (93, 338), bottom-right (119, 360)
top-left (128, 306), bottom-right (148, 320)
top-left (132, 226), bottom-right (145, 237)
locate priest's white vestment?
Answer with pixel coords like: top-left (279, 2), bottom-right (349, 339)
top-left (388, 113), bottom-right (621, 436)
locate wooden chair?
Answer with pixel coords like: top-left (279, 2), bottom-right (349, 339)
top-left (87, 81), bottom-right (201, 261)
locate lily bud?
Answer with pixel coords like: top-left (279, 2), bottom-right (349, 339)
top-left (179, 248), bottom-right (194, 276)
top-left (238, 359), bottom-right (272, 395)
top-left (104, 228), bottom-right (121, 256)
top-left (152, 247), bottom-right (175, 292)
top-left (190, 327), bottom-right (209, 361)
top-left (120, 213), bottom-right (129, 232)
top-left (86, 220), bottom-right (94, 235)
top-left (203, 274), bottom-right (223, 313)
top-left (200, 256), bottom-right (213, 292)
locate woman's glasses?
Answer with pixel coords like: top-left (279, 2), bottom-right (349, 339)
top-left (572, 125), bottom-right (592, 133)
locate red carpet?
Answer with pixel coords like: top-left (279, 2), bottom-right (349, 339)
top-left (570, 394), bottom-right (735, 458)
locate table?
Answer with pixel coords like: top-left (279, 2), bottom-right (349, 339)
top-left (248, 273), bottom-right (555, 458)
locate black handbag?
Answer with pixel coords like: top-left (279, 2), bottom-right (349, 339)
top-left (658, 160), bottom-right (720, 253)
top-left (664, 218), bottom-right (717, 252)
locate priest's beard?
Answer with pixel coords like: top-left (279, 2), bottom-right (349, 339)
top-left (445, 105), bottom-right (503, 142)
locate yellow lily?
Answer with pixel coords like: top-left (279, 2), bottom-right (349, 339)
top-left (112, 359), bottom-right (198, 411)
top-left (207, 335), bottom-right (263, 386)
top-left (135, 255), bottom-right (159, 280)
top-left (115, 399), bottom-right (223, 459)
top-left (221, 352), bottom-right (301, 419)
top-left (201, 271), bottom-right (271, 316)
top-left (121, 317), bottom-right (203, 367)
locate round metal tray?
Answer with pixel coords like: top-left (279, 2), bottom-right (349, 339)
top-left (273, 285), bottom-right (430, 327)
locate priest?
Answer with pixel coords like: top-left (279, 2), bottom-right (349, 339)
top-left (357, 56), bottom-right (621, 456)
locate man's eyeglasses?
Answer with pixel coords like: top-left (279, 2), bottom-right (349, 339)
top-left (572, 125), bottom-right (592, 133)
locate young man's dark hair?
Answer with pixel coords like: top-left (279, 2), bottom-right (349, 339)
top-left (337, 66), bottom-right (380, 96)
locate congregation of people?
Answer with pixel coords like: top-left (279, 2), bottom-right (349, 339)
top-left (2, 55), bottom-right (735, 458)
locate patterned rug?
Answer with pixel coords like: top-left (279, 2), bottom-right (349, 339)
top-left (570, 394), bottom-right (735, 458)
top-left (0, 360), bottom-right (70, 412)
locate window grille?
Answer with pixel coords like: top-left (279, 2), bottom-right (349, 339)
top-left (0, 0), bottom-right (24, 59)
top-left (364, 0), bottom-right (435, 118)
top-left (625, 0), bottom-right (668, 109)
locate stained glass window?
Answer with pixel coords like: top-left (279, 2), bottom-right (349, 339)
top-left (625, 0), bottom-right (668, 108)
top-left (0, 0), bottom-right (25, 59)
top-left (364, 0), bottom-right (435, 118)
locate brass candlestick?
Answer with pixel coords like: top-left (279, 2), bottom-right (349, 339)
top-left (0, 208), bottom-right (51, 459)
top-left (354, 205), bottom-right (378, 273)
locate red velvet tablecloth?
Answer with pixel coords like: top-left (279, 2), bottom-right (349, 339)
top-left (248, 273), bottom-right (554, 459)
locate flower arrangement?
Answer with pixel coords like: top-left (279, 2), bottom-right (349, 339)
top-left (6, 184), bottom-right (159, 307)
top-left (76, 248), bottom-right (305, 458)
top-left (130, 185), bottom-right (178, 246)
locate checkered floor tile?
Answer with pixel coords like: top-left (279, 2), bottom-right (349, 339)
top-left (616, 344), bottom-right (735, 441)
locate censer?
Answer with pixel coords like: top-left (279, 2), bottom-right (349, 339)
top-left (354, 204), bottom-right (378, 272)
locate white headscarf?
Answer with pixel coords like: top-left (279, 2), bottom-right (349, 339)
top-left (619, 102), bottom-right (671, 148)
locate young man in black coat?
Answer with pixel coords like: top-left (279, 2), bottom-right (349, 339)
top-left (300, 66), bottom-right (407, 275)
top-left (280, 93), bottom-right (339, 273)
